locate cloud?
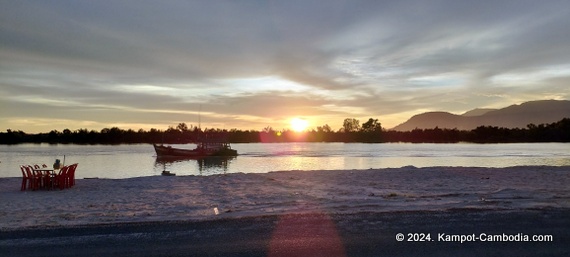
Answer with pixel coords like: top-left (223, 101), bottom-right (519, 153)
top-left (1, 0), bottom-right (569, 132)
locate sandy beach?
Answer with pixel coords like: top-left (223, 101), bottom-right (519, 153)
top-left (2, 166), bottom-right (569, 229)
top-left (1, 166), bottom-right (569, 256)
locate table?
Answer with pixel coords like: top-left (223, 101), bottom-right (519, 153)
top-left (32, 169), bottom-right (56, 189)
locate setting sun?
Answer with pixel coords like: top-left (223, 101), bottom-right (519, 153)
top-left (290, 117), bottom-right (309, 132)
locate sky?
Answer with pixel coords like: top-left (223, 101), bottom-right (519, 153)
top-left (1, 0), bottom-right (570, 133)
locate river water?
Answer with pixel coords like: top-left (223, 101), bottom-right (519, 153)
top-left (1, 143), bottom-right (569, 179)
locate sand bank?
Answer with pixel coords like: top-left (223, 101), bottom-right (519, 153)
top-left (1, 166), bottom-right (569, 230)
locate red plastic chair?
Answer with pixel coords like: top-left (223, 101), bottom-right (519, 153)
top-left (67, 163), bottom-right (78, 187)
top-left (41, 169), bottom-right (54, 190)
top-left (23, 165), bottom-right (40, 191)
top-left (54, 165), bottom-right (70, 190)
top-left (32, 166), bottom-right (46, 189)
top-left (31, 166), bottom-right (51, 190)
top-left (20, 165), bottom-right (32, 191)
top-left (62, 165), bottom-right (71, 189)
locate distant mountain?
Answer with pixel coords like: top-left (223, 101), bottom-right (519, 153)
top-left (391, 100), bottom-right (570, 131)
top-left (461, 108), bottom-right (496, 117)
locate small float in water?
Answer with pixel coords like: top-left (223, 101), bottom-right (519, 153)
top-left (161, 170), bottom-right (176, 176)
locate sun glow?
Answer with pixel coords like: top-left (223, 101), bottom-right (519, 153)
top-left (290, 117), bottom-right (309, 132)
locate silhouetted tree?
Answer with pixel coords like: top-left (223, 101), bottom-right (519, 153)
top-left (342, 118), bottom-right (360, 132)
top-left (361, 118), bottom-right (382, 132)
top-left (176, 122), bottom-right (189, 132)
top-left (357, 118), bottom-right (382, 142)
top-left (316, 124), bottom-right (332, 133)
top-left (2, 118), bottom-right (569, 144)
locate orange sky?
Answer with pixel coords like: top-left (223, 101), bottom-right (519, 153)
top-left (1, 1), bottom-right (569, 133)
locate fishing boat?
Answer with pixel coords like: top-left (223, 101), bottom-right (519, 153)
top-left (153, 140), bottom-right (238, 157)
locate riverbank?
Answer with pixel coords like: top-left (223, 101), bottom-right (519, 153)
top-left (1, 166), bottom-right (569, 230)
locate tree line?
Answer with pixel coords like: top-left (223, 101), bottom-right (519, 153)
top-left (1, 118), bottom-right (569, 144)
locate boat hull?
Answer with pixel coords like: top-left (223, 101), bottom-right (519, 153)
top-left (153, 144), bottom-right (237, 157)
